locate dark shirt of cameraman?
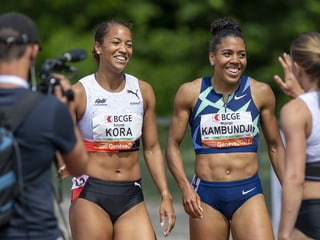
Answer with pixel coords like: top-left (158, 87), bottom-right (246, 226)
top-left (0, 12), bottom-right (89, 240)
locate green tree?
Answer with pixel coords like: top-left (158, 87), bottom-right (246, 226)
top-left (2, 0), bottom-right (320, 116)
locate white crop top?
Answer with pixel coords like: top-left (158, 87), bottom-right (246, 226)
top-left (298, 91), bottom-right (320, 164)
top-left (78, 73), bottom-right (144, 152)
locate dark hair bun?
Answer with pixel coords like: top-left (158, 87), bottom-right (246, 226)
top-left (210, 17), bottom-right (241, 36)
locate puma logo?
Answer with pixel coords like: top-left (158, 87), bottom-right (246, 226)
top-left (134, 181), bottom-right (142, 189)
top-left (127, 89), bottom-right (140, 99)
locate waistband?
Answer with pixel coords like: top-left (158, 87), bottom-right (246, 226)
top-left (192, 174), bottom-right (259, 188)
top-left (87, 176), bottom-right (142, 187)
top-left (305, 162), bottom-right (320, 181)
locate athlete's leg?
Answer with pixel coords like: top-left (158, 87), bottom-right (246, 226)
top-left (69, 198), bottom-right (113, 240)
top-left (190, 202), bottom-right (230, 240)
top-left (113, 202), bottom-right (156, 240)
top-left (231, 194), bottom-right (274, 240)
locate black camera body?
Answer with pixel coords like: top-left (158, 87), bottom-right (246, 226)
top-left (37, 48), bottom-right (87, 101)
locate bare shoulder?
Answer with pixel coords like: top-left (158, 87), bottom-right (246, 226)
top-left (72, 81), bottom-right (86, 103)
top-left (281, 98), bottom-right (308, 118)
top-left (176, 77), bottom-right (202, 99)
top-left (250, 77), bottom-right (275, 108)
top-left (250, 78), bottom-right (273, 95)
top-left (174, 78), bottom-right (202, 109)
top-left (178, 78), bottom-right (202, 93)
top-left (136, 79), bottom-right (156, 105)
top-left (280, 98), bottom-right (310, 132)
top-left (72, 81), bottom-right (85, 95)
top-left (137, 79), bottom-right (154, 93)
top-left (71, 81), bottom-right (86, 120)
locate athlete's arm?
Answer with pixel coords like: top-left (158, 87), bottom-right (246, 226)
top-left (71, 81), bottom-right (87, 122)
top-left (278, 99), bottom-right (308, 240)
top-left (53, 75), bottom-right (89, 177)
top-left (60, 124), bottom-right (89, 177)
top-left (252, 80), bottom-right (285, 184)
top-left (139, 80), bottom-right (176, 237)
top-left (165, 80), bottom-right (203, 219)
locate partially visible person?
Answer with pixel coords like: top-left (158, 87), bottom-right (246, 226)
top-left (68, 20), bottom-right (175, 240)
top-left (275, 32), bottom-right (320, 240)
top-left (271, 130), bottom-right (285, 240)
top-left (271, 167), bottom-right (282, 240)
top-left (165, 17), bottom-right (285, 240)
top-left (0, 12), bottom-right (89, 240)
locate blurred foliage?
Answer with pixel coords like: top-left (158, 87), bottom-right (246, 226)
top-left (2, 0), bottom-right (320, 116)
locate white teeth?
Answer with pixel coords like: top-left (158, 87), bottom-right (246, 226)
top-left (228, 68), bottom-right (239, 73)
top-left (115, 56), bottom-right (126, 61)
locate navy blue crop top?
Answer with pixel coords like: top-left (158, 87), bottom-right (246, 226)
top-left (189, 76), bottom-right (261, 154)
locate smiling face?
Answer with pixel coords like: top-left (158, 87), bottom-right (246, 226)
top-left (95, 24), bottom-right (133, 74)
top-left (209, 36), bottom-right (247, 86)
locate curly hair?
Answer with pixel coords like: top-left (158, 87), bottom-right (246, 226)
top-left (209, 17), bottom-right (244, 53)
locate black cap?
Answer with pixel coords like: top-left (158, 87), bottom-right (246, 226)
top-left (0, 12), bottom-right (39, 45)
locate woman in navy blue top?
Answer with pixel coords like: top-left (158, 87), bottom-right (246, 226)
top-left (166, 17), bottom-right (285, 240)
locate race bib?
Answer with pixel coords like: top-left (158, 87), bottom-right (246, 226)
top-left (200, 112), bottom-right (253, 148)
top-left (91, 113), bottom-right (142, 151)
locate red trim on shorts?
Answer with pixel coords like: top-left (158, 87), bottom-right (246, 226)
top-left (71, 187), bottom-right (84, 202)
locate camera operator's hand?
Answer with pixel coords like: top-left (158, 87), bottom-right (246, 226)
top-left (51, 73), bottom-right (74, 104)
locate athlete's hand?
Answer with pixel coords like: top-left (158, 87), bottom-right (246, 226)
top-left (57, 163), bottom-right (69, 180)
top-left (159, 194), bottom-right (176, 237)
top-left (55, 151), bottom-right (69, 180)
top-left (182, 185), bottom-right (203, 219)
top-left (273, 53), bottom-right (304, 98)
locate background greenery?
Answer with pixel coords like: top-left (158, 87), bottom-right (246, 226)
top-left (3, 0), bottom-right (320, 116)
top-left (5, 0), bottom-right (318, 215)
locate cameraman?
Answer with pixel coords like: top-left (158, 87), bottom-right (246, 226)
top-left (0, 12), bottom-right (89, 240)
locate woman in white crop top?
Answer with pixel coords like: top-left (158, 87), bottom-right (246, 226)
top-left (275, 32), bottom-right (320, 240)
top-left (68, 20), bottom-right (175, 240)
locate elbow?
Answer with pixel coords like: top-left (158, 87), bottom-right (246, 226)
top-left (67, 161), bottom-right (88, 177)
top-left (293, 175), bottom-right (305, 187)
top-left (64, 148), bottom-right (89, 177)
top-left (165, 138), bottom-right (180, 159)
top-left (165, 144), bottom-right (176, 166)
top-left (284, 173), bottom-right (304, 188)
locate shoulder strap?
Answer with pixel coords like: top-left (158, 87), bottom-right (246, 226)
top-left (202, 76), bottom-right (212, 90)
top-left (1, 91), bottom-right (43, 132)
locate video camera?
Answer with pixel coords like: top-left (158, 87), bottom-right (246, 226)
top-left (36, 48), bottom-right (87, 101)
